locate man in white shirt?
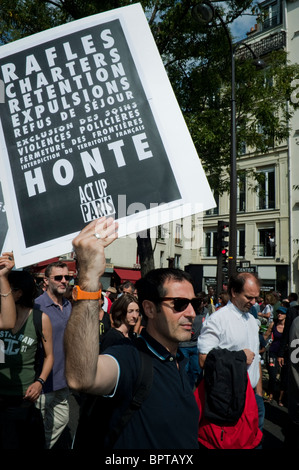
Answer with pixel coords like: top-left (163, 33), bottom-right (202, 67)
top-left (198, 272), bottom-right (264, 434)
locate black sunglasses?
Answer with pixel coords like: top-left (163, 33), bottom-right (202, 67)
top-left (50, 275), bottom-right (71, 282)
top-left (159, 297), bottom-right (201, 313)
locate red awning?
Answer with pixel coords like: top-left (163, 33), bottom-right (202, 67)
top-left (31, 257), bottom-right (60, 268)
top-left (114, 268), bottom-right (141, 283)
top-left (30, 258), bottom-right (77, 276)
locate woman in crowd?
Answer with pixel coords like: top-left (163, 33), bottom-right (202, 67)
top-left (0, 252), bottom-right (54, 449)
top-left (259, 293), bottom-right (274, 326)
top-left (263, 306), bottom-right (288, 406)
top-left (215, 291), bottom-right (229, 310)
top-left (100, 293), bottom-right (140, 351)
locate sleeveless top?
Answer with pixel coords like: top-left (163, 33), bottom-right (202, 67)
top-left (0, 311), bottom-right (38, 396)
top-left (269, 323), bottom-right (283, 355)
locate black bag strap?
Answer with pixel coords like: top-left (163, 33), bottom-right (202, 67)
top-left (32, 308), bottom-right (46, 342)
top-left (107, 345), bottom-right (153, 448)
top-left (32, 308), bottom-right (46, 380)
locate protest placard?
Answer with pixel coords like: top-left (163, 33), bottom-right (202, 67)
top-left (0, 3), bottom-right (215, 268)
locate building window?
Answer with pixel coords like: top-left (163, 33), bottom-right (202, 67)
top-left (257, 167), bottom-right (275, 210)
top-left (237, 173), bottom-right (246, 213)
top-left (238, 229), bottom-right (245, 257)
top-left (175, 222), bottom-right (182, 245)
top-left (257, 227), bottom-right (275, 257)
top-left (261, 1), bottom-right (281, 31)
top-left (256, 123), bottom-right (275, 149)
top-left (157, 224), bottom-right (167, 241)
top-left (160, 251), bottom-right (164, 268)
top-left (204, 230), bottom-right (218, 257)
top-left (240, 141), bottom-right (247, 155)
top-left (206, 192), bottom-right (219, 215)
top-left (174, 254), bottom-right (181, 269)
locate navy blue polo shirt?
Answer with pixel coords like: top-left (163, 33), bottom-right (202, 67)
top-left (34, 291), bottom-right (72, 392)
top-left (102, 330), bottom-right (199, 449)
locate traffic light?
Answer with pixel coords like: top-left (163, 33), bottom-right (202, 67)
top-left (221, 246), bottom-right (228, 268)
top-left (217, 221), bottom-right (229, 268)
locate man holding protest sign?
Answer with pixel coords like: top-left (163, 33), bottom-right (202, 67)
top-left (64, 216), bottom-right (199, 449)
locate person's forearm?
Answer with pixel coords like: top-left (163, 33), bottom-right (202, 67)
top-left (255, 363), bottom-right (263, 396)
top-left (39, 314), bottom-right (54, 382)
top-left (64, 298), bottom-right (100, 391)
top-left (39, 354), bottom-right (54, 383)
top-left (65, 217), bottom-right (118, 392)
top-left (0, 276), bottom-right (16, 330)
top-left (24, 354), bottom-right (55, 402)
top-left (199, 353), bottom-right (207, 368)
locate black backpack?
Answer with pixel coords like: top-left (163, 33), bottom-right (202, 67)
top-left (203, 348), bottom-right (248, 425)
top-left (32, 308), bottom-right (45, 343)
top-left (73, 339), bottom-right (153, 449)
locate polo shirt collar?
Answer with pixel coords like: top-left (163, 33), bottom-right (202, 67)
top-left (139, 329), bottom-right (184, 362)
top-left (42, 291), bottom-right (68, 308)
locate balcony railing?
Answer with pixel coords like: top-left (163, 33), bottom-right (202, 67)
top-left (252, 244), bottom-right (276, 257)
top-left (235, 31), bottom-right (286, 60)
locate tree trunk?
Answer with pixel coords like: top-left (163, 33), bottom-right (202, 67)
top-left (136, 229), bottom-right (155, 277)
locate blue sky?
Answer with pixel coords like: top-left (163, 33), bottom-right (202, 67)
top-left (230, 10), bottom-right (258, 41)
top-left (226, 1), bottom-right (260, 41)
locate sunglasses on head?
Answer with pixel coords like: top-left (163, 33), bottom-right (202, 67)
top-left (159, 297), bottom-right (201, 313)
top-left (50, 275), bottom-right (71, 282)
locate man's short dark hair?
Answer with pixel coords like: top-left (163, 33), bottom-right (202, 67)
top-left (45, 261), bottom-right (68, 278)
top-left (135, 268), bottom-right (194, 316)
top-left (119, 281), bottom-right (135, 293)
top-left (228, 272), bottom-right (261, 298)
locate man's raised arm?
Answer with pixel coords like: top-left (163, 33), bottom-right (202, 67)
top-left (64, 217), bottom-right (119, 395)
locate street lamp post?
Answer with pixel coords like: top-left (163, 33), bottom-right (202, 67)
top-left (229, 33), bottom-right (238, 278)
top-left (192, 2), bottom-right (265, 279)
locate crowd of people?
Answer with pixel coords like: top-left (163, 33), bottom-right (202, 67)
top-left (1, 216), bottom-right (299, 449)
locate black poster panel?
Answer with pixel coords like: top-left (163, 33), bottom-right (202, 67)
top-left (0, 19), bottom-right (181, 248)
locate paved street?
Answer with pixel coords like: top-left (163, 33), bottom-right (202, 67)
top-left (261, 365), bottom-right (291, 448)
top-left (262, 400), bottom-right (289, 448)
